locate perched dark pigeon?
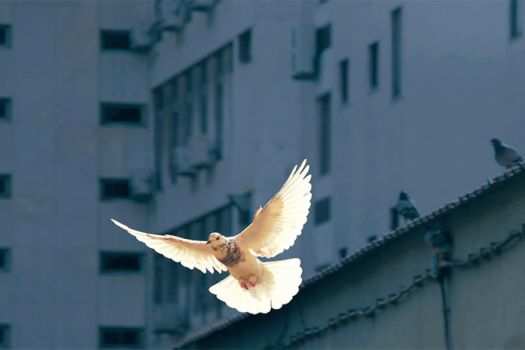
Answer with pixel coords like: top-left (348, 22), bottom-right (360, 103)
top-left (396, 191), bottom-right (420, 221)
top-left (490, 138), bottom-right (523, 169)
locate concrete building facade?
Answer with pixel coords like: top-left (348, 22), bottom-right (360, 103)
top-left (1, 0), bottom-right (525, 349)
top-left (0, 0), bottom-right (154, 348)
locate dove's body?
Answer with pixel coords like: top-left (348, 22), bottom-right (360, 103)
top-left (211, 239), bottom-right (262, 285)
top-left (111, 160), bottom-right (312, 314)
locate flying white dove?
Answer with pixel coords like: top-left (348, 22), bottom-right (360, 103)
top-left (490, 138), bottom-right (523, 169)
top-left (111, 160), bottom-right (312, 314)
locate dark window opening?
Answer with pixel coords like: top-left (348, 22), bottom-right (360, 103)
top-left (0, 98), bottom-right (11, 120)
top-left (314, 197), bottom-right (331, 226)
top-left (100, 252), bottom-right (142, 273)
top-left (391, 7), bottom-right (402, 98)
top-left (0, 25), bottom-right (11, 48)
top-left (339, 59), bottom-right (349, 104)
top-left (510, 0), bottom-right (523, 39)
top-left (0, 175), bottom-right (12, 199)
top-left (213, 84), bottom-right (224, 160)
top-left (0, 324), bottom-right (10, 348)
top-left (100, 30), bottom-right (131, 50)
top-left (238, 29), bottom-right (252, 63)
top-left (99, 327), bottom-right (144, 348)
top-left (369, 42), bottom-right (379, 91)
top-left (315, 25), bottom-right (332, 75)
top-left (318, 94), bottom-right (331, 176)
top-left (99, 178), bottom-right (130, 201)
top-left (100, 103), bottom-right (143, 125)
top-left (0, 248), bottom-right (10, 272)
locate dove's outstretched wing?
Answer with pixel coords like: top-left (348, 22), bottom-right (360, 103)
top-left (111, 219), bottom-right (227, 273)
top-left (234, 160), bottom-right (312, 258)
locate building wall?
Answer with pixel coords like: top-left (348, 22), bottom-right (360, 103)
top-left (179, 171), bottom-right (525, 350)
top-left (146, 0), bottom-right (525, 345)
top-left (0, 0), bottom-right (153, 348)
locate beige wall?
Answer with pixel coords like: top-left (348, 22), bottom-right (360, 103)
top-left (178, 170), bottom-right (525, 350)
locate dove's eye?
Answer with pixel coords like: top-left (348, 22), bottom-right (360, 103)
top-left (215, 237), bottom-right (220, 240)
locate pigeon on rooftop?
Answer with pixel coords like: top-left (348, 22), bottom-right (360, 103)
top-left (112, 160), bottom-right (312, 314)
top-left (490, 138), bottom-right (523, 169)
top-left (396, 191), bottom-right (420, 221)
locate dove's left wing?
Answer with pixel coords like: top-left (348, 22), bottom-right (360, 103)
top-left (234, 160), bottom-right (312, 258)
top-left (111, 219), bottom-right (226, 273)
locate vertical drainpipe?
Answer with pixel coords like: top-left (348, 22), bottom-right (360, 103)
top-left (425, 227), bottom-right (453, 350)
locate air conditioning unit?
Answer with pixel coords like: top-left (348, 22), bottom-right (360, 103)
top-left (130, 168), bottom-right (154, 201)
top-left (159, 0), bottom-right (188, 32)
top-left (317, 48), bottom-right (334, 94)
top-left (290, 3), bottom-right (315, 80)
top-left (190, 0), bottom-right (218, 12)
top-left (171, 146), bottom-right (196, 177)
top-left (130, 25), bottom-right (154, 52)
top-left (190, 134), bottom-right (214, 169)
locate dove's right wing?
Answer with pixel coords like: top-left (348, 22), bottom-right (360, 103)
top-left (233, 160), bottom-right (312, 258)
top-left (111, 219), bottom-right (227, 273)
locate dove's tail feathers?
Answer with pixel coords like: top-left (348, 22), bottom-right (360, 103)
top-left (209, 258), bottom-right (302, 315)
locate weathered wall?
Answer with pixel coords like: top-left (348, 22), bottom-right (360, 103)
top-left (179, 171), bottom-right (525, 350)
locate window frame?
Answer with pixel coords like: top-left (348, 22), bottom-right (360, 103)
top-left (100, 29), bottom-right (132, 51)
top-left (238, 29), bottom-right (252, 64)
top-left (0, 98), bottom-right (12, 121)
top-left (99, 251), bottom-right (143, 274)
top-left (100, 102), bottom-right (145, 126)
top-left (0, 24), bottom-right (12, 48)
top-left (369, 41), bottom-right (380, 91)
top-left (99, 178), bottom-right (131, 201)
top-left (339, 58), bottom-right (349, 104)
top-left (314, 197), bottom-right (332, 226)
top-left (0, 174), bottom-right (12, 199)
top-left (510, 0), bottom-right (523, 39)
top-left (0, 324), bottom-right (10, 348)
top-left (391, 7), bottom-right (403, 99)
top-left (98, 326), bottom-right (144, 349)
top-left (318, 93), bottom-right (331, 176)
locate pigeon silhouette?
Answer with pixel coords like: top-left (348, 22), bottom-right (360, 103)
top-left (396, 191), bottom-right (420, 221)
top-left (490, 138), bottom-right (523, 169)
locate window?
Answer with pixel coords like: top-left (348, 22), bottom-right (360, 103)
top-left (99, 327), bottom-right (144, 348)
top-left (0, 175), bottom-right (11, 199)
top-left (214, 83), bottom-right (224, 160)
top-left (0, 25), bottom-right (11, 48)
top-left (391, 7), bottom-right (402, 98)
top-left (198, 63), bottom-right (209, 134)
top-left (339, 59), bottom-right (349, 104)
top-left (100, 103), bottom-right (144, 125)
top-left (0, 248), bottom-right (10, 272)
top-left (510, 0), bottom-right (523, 39)
top-left (369, 42), bottom-right (379, 91)
top-left (314, 197), bottom-right (331, 225)
top-left (100, 30), bottom-right (131, 50)
top-left (238, 29), bottom-right (252, 63)
top-left (0, 324), bottom-right (10, 348)
top-left (99, 178), bottom-right (130, 201)
top-left (0, 98), bottom-right (11, 121)
top-left (100, 252), bottom-right (142, 273)
top-left (182, 71), bottom-right (194, 144)
top-left (315, 25), bottom-right (332, 75)
top-left (318, 94), bottom-right (331, 176)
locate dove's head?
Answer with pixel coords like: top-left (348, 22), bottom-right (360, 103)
top-left (491, 138), bottom-right (502, 148)
top-left (207, 232), bottom-right (228, 252)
